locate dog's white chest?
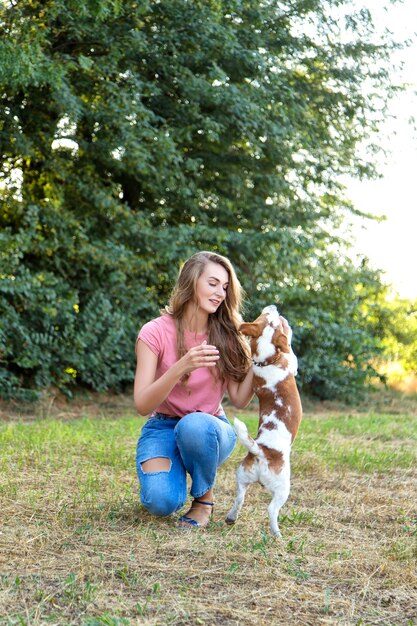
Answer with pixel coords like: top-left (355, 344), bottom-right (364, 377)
top-left (253, 351), bottom-right (298, 390)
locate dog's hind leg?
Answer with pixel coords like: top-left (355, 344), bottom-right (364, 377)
top-left (225, 466), bottom-right (252, 525)
top-left (267, 475), bottom-right (290, 537)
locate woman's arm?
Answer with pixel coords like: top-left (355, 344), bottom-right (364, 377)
top-left (134, 339), bottom-right (220, 416)
top-left (227, 367), bottom-right (254, 409)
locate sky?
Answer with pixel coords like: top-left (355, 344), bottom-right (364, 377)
top-left (346, 0), bottom-right (417, 299)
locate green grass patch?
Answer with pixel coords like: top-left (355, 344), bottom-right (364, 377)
top-left (0, 416), bottom-right (143, 471)
top-left (240, 412), bottom-right (417, 473)
top-left (0, 407), bottom-right (416, 625)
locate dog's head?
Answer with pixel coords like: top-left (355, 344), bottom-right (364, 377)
top-left (239, 305), bottom-right (292, 366)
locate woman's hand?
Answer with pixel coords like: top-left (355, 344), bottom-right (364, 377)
top-left (134, 340), bottom-right (219, 415)
top-left (179, 341), bottom-right (220, 375)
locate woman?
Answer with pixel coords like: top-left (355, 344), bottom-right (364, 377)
top-left (134, 251), bottom-right (254, 529)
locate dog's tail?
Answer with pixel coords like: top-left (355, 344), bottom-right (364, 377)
top-left (234, 417), bottom-right (262, 456)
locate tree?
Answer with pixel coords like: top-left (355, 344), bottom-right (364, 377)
top-left (377, 297), bottom-right (417, 383)
top-left (0, 0), bottom-right (401, 399)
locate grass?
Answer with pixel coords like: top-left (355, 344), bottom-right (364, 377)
top-left (0, 394), bottom-right (416, 625)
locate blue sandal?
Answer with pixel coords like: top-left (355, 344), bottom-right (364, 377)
top-left (177, 499), bottom-right (215, 529)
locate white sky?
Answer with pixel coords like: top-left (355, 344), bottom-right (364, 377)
top-left (346, 0), bottom-right (417, 299)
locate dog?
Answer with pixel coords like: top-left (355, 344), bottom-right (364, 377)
top-left (225, 305), bottom-right (302, 536)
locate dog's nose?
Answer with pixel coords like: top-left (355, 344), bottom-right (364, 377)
top-left (262, 305), bottom-right (277, 314)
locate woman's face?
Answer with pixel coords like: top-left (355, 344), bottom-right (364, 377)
top-left (195, 262), bottom-right (229, 315)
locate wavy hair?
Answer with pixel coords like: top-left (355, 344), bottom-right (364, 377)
top-left (163, 251), bottom-right (251, 382)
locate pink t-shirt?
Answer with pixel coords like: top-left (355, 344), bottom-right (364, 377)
top-left (137, 315), bottom-right (228, 417)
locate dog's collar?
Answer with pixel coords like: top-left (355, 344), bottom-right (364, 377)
top-left (252, 358), bottom-right (276, 367)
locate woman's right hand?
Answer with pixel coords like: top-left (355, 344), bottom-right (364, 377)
top-left (179, 341), bottom-right (220, 375)
top-left (134, 340), bottom-right (219, 416)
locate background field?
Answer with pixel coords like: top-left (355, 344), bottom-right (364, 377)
top-left (0, 393), bottom-right (416, 626)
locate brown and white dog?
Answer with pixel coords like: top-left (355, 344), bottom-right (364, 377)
top-left (225, 305), bottom-right (302, 537)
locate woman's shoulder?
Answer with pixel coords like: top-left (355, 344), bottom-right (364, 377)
top-left (139, 314), bottom-right (175, 336)
top-left (137, 314), bottom-right (176, 354)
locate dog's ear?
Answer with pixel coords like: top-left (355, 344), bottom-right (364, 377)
top-left (273, 331), bottom-right (290, 353)
top-left (239, 321), bottom-right (263, 338)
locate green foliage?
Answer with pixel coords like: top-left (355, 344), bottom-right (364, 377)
top-left (378, 296), bottom-right (417, 375)
top-left (0, 0), bottom-right (402, 399)
top-left (275, 254), bottom-right (389, 400)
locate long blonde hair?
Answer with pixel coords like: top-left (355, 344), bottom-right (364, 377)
top-left (163, 251), bottom-right (251, 382)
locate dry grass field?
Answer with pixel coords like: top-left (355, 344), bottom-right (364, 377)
top-left (0, 392), bottom-right (416, 625)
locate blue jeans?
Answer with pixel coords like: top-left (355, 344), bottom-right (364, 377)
top-left (136, 412), bottom-right (237, 517)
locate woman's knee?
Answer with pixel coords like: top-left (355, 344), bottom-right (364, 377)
top-left (137, 457), bottom-right (185, 516)
top-left (141, 493), bottom-right (180, 517)
top-left (175, 412), bottom-right (215, 447)
top-left (139, 479), bottom-right (185, 516)
top-left (176, 413), bottom-right (236, 466)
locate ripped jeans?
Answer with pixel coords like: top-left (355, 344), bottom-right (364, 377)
top-left (136, 412), bottom-right (237, 516)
